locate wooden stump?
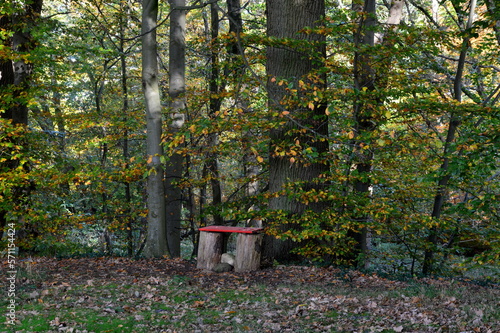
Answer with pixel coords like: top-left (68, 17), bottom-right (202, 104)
top-left (235, 233), bottom-right (263, 272)
top-left (196, 231), bottom-right (224, 270)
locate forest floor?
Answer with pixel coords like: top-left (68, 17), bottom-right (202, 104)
top-left (1, 257), bottom-right (499, 332)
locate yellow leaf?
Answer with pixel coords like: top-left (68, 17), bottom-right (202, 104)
top-left (257, 156), bottom-right (264, 163)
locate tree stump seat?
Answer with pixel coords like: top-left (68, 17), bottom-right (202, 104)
top-left (196, 226), bottom-right (264, 272)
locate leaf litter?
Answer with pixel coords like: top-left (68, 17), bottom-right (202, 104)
top-left (1, 257), bottom-right (499, 332)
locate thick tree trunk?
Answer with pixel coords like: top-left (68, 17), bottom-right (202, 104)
top-left (0, 0), bottom-right (42, 123)
top-left (165, 0), bottom-right (187, 258)
top-left (0, 15), bottom-right (14, 234)
top-left (227, 0), bottom-right (243, 54)
top-left (142, 0), bottom-right (168, 258)
top-left (264, 0), bottom-right (329, 261)
top-left (0, 0), bottom-right (43, 236)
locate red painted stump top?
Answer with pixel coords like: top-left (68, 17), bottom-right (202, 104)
top-left (199, 225), bottom-right (264, 234)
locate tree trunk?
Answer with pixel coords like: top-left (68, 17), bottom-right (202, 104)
top-left (119, 0), bottom-right (133, 256)
top-left (350, 0), bottom-right (377, 268)
top-left (142, 0), bottom-right (168, 258)
top-left (226, 0), bottom-right (260, 213)
top-left (0, 0), bottom-right (43, 236)
top-left (165, 0), bottom-right (187, 257)
top-left (0, 14), bottom-right (15, 234)
top-left (422, 0), bottom-right (477, 275)
top-left (264, 0), bottom-right (329, 261)
top-left (349, 0), bottom-right (404, 268)
top-left (227, 0), bottom-right (243, 54)
top-left (485, 0), bottom-right (500, 45)
top-left (207, 1), bottom-right (224, 225)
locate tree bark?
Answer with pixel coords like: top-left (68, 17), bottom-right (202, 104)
top-left (235, 233), bottom-right (263, 272)
top-left (350, 0), bottom-right (377, 268)
top-left (264, 0), bottom-right (329, 260)
top-left (0, 0), bottom-right (43, 236)
top-left (119, 0), bottom-right (133, 256)
top-left (207, 1), bottom-right (224, 225)
top-left (142, 0), bottom-right (168, 257)
top-left (226, 0), bottom-right (260, 212)
top-left (165, 0), bottom-right (187, 257)
top-left (349, 0), bottom-right (404, 268)
top-left (196, 231), bottom-right (224, 270)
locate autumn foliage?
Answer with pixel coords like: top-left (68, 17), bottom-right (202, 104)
top-left (0, 0), bottom-right (499, 279)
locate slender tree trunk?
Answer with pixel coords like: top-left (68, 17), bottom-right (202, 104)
top-left (142, 0), bottom-right (168, 257)
top-left (185, 153), bottom-right (198, 258)
top-left (350, 0), bottom-right (377, 268)
top-left (207, 1), bottom-right (223, 225)
top-left (422, 0), bottom-right (477, 275)
top-left (119, 0), bottom-right (133, 256)
top-left (349, 0), bottom-right (404, 268)
top-left (100, 141), bottom-right (112, 254)
top-left (226, 0), bottom-right (260, 215)
top-left (165, 0), bottom-right (187, 257)
top-left (200, 164), bottom-right (208, 227)
top-left (264, 0), bottom-right (329, 260)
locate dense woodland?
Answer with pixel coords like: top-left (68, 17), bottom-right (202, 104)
top-left (1, 0), bottom-right (499, 279)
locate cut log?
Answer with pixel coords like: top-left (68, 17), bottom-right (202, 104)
top-left (197, 231), bottom-right (224, 270)
top-left (235, 233), bottom-right (263, 272)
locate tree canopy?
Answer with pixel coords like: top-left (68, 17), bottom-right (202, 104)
top-left (1, 0), bottom-right (499, 278)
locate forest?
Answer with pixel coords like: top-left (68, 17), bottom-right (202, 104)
top-left (1, 0), bottom-right (499, 281)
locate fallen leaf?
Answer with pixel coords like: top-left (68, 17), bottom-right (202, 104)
top-left (192, 300), bottom-right (205, 308)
